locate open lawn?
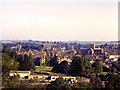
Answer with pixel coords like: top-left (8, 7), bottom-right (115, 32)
top-left (99, 72), bottom-right (108, 75)
top-left (35, 66), bottom-right (53, 72)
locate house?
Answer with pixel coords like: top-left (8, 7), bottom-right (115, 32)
top-left (9, 70), bottom-right (31, 78)
top-left (91, 44), bottom-right (104, 55)
top-left (109, 55), bottom-right (119, 62)
top-left (28, 74), bottom-right (48, 81)
top-left (48, 76), bottom-right (59, 82)
top-left (62, 76), bottom-right (77, 83)
top-left (47, 75), bottom-right (77, 83)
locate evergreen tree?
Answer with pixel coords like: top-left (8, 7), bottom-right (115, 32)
top-left (58, 61), bottom-right (70, 74)
top-left (92, 59), bottom-right (103, 74)
top-left (2, 47), bottom-right (19, 73)
top-left (18, 54), bottom-right (35, 71)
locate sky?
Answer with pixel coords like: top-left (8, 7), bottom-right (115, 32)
top-left (0, 0), bottom-right (118, 41)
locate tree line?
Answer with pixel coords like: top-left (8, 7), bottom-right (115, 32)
top-left (50, 55), bottom-right (103, 76)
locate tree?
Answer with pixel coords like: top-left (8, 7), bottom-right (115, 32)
top-left (70, 56), bottom-right (84, 75)
top-left (2, 73), bottom-right (20, 88)
top-left (2, 48), bottom-right (19, 73)
top-left (2, 47), bottom-right (20, 88)
top-left (70, 56), bottom-right (92, 75)
top-left (29, 54), bottom-right (35, 70)
top-left (2, 47), bottom-right (10, 54)
top-left (112, 60), bottom-right (120, 71)
top-left (45, 54), bottom-right (50, 66)
top-left (90, 76), bottom-right (103, 88)
top-left (106, 74), bottom-right (120, 88)
top-left (50, 55), bottom-right (59, 72)
top-left (50, 55), bottom-right (58, 67)
top-left (2, 59), bottom-right (19, 73)
top-left (92, 59), bottom-right (103, 74)
top-left (83, 57), bottom-right (92, 75)
top-left (57, 61), bottom-right (70, 74)
top-left (46, 77), bottom-right (71, 90)
top-left (18, 54), bottom-right (35, 71)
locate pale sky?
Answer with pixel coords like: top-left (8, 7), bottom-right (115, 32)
top-left (0, 0), bottom-right (118, 41)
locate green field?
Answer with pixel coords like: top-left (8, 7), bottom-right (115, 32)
top-left (99, 72), bottom-right (108, 75)
top-left (35, 66), bottom-right (53, 72)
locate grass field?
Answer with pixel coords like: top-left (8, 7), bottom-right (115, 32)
top-left (35, 66), bottom-right (53, 72)
top-left (99, 72), bottom-right (108, 75)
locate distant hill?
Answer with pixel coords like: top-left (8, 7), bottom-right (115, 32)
top-left (0, 40), bottom-right (119, 45)
top-left (109, 41), bottom-right (120, 44)
top-left (0, 40), bottom-right (16, 44)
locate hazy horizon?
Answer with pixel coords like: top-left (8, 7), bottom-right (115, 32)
top-left (0, 1), bottom-right (118, 41)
